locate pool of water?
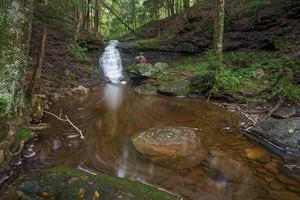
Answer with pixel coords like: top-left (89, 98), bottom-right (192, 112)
top-left (16, 84), bottom-right (300, 199)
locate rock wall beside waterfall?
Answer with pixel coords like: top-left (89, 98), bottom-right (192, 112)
top-left (0, 0), bottom-right (32, 116)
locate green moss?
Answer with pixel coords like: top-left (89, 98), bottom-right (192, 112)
top-left (0, 98), bottom-right (8, 115)
top-left (15, 167), bottom-right (180, 200)
top-left (16, 126), bottom-right (33, 143)
top-left (66, 74), bottom-right (77, 84)
top-left (274, 37), bottom-right (287, 50)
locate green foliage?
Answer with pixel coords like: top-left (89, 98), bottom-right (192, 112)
top-left (136, 38), bottom-right (160, 46)
top-left (175, 57), bottom-right (208, 71)
top-left (16, 126), bottom-right (33, 143)
top-left (66, 74), bottom-right (77, 84)
top-left (274, 37), bottom-right (287, 50)
top-left (67, 44), bottom-right (90, 63)
top-left (277, 85), bottom-right (300, 103)
top-left (174, 49), bottom-right (299, 102)
top-left (276, 53), bottom-right (300, 71)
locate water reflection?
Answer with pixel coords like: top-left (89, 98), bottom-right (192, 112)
top-left (19, 86), bottom-right (300, 200)
top-left (104, 84), bottom-right (123, 111)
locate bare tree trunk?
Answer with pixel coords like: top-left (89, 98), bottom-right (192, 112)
top-left (94, 0), bottom-right (99, 35)
top-left (153, 0), bottom-right (160, 37)
top-left (28, 23), bottom-right (47, 99)
top-left (35, 25), bottom-right (47, 79)
top-left (75, 11), bottom-right (83, 41)
top-left (213, 0), bottom-right (225, 63)
top-left (86, 0), bottom-right (92, 33)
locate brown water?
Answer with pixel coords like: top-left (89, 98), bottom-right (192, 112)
top-left (21, 84), bottom-right (300, 199)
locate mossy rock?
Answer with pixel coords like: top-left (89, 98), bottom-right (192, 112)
top-left (190, 72), bottom-right (216, 95)
top-left (15, 167), bottom-right (181, 200)
top-left (126, 63), bottom-right (158, 78)
top-left (158, 79), bottom-right (191, 97)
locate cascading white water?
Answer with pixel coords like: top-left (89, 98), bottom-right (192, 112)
top-left (99, 40), bottom-right (123, 84)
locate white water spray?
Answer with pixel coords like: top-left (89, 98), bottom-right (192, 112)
top-left (99, 40), bottom-right (124, 84)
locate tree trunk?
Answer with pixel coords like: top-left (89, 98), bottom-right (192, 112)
top-left (213, 0), bottom-right (225, 63)
top-left (0, 0), bottom-right (32, 116)
top-left (94, 0), bottom-right (99, 35)
top-left (27, 23), bottom-right (47, 99)
top-left (35, 25), bottom-right (47, 79)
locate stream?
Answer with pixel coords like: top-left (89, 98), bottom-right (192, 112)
top-left (20, 85), bottom-right (300, 200)
top-left (2, 41), bottom-right (300, 200)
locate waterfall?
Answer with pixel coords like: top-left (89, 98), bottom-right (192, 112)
top-left (99, 40), bottom-right (124, 84)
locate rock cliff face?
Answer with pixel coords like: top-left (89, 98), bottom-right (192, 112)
top-left (124, 0), bottom-right (299, 57)
top-left (0, 0), bottom-right (32, 116)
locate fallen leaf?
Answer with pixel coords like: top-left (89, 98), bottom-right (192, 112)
top-left (78, 188), bottom-right (85, 198)
top-left (93, 190), bottom-right (100, 199)
top-left (67, 177), bottom-right (78, 185)
top-left (41, 191), bottom-right (48, 196)
top-left (288, 129), bottom-right (294, 133)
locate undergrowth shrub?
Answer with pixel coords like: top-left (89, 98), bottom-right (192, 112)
top-left (67, 44), bottom-right (90, 63)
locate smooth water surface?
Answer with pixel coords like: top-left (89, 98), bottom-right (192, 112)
top-left (21, 85), bottom-right (300, 200)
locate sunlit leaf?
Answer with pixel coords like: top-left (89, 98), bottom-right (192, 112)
top-left (93, 190), bottom-right (100, 199)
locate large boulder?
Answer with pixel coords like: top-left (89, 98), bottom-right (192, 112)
top-left (132, 126), bottom-right (207, 169)
top-left (158, 79), bottom-right (191, 97)
top-left (154, 62), bottom-right (169, 71)
top-left (250, 117), bottom-right (300, 158)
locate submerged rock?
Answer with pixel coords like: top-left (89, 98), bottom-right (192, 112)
top-left (208, 150), bottom-right (252, 183)
top-left (14, 167), bottom-right (181, 200)
top-left (132, 126), bottom-right (207, 169)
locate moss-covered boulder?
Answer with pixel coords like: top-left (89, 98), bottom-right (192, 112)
top-left (190, 72), bottom-right (216, 95)
top-left (126, 63), bottom-right (158, 78)
top-left (158, 79), bottom-right (191, 97)
top-left (135, 84), bottom-right (158, 95)
top-left (14, 167), bottom-right (181, 200)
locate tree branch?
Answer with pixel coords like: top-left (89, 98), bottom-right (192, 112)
top-left (43, 110), bottom-right (85, 140)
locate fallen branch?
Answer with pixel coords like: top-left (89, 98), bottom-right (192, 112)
top-left (263, 100), bottom-right (283, 120)
top-left (65, 115), bottom-right (85, 140)
top-left (43, 110), bottom-right (85, 140)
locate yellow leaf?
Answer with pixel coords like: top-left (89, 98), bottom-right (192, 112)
top-left (93, 190), bottom-right (100, 199)
top-left (78, 188), bottom-right (85, 198)
top-left (41, 191), bottom-right (48, 196)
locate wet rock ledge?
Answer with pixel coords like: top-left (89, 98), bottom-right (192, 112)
top-left (10, 167), bottom-right (182, 200)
